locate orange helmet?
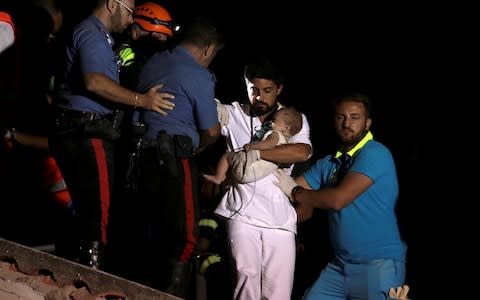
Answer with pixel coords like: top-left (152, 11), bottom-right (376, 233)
top-left (133, 2), bottom-right (177, 37)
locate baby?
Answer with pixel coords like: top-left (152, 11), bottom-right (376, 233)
top-left (204, 106), bottom-right (302, 184)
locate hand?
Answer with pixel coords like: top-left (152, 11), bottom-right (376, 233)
top-left (4, 128), bottom-right (14, 140)
top-left (388, 285), bottom-right (410, 299)
top-left (273, 168), bottom-right (297, 198)
top-left (143, 84), bottom-right (175, 115)
top-left (243, 143), bottom-right (252, 152)
top-left (215, 98), bottom-right (229, 126)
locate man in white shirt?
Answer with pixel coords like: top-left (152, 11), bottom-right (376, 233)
top-left (215, 55), bottom-right (312, 300)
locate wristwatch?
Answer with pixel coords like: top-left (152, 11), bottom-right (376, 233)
top-left (291, 185), bottom-right (304, 205)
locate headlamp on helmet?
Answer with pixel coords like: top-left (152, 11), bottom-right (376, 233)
top-left (133, 2), bottom-right (178, 37)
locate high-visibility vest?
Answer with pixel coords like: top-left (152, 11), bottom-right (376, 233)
top-left (118, 46), bottom-right (135, 67)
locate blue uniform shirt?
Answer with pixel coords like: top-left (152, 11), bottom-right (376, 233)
top-left (135, 46), bottom-right (218, 149)
top-left (303, 132), bottom-right (407, 262)
top-left (55, 16), bottom-right (121, 113)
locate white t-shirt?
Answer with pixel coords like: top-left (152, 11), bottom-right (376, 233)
top-left (214, 102), bottom-right (312, 233)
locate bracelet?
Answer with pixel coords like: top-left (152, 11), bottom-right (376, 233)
top-left (133, 94), bottom-right (139, 109)
top-left (291, 185), bottom-right (304, 204)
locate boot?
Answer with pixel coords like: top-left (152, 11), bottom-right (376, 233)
top-left (78, 240), bottom-right (105, 270)
top-left (166, 261), bottom-right (192, 298)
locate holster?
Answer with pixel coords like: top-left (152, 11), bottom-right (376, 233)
top-left (83, 110), bottom-right (124, 141)
top-left (126, 121), bottom-right (147, 140)
top-left (131, 132), bottom-right (194, 192)
top-left (152, 131), bottom-right (178, 177)
top-left (173, 134), bottom-right (194, 158)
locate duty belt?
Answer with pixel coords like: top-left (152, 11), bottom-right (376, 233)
top-left (55, 108), bottom-right (106, 122)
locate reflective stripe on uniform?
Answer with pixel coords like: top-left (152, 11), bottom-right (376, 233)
top-left (199, 254), bottom-right (221, 275)
top-left (198, 218), bottom-right (218, 230)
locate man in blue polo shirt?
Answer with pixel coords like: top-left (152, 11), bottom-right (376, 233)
top-left (49, 0), bottom-right (175, 270)
top-left (130, 16), bottom-right (223, 297)
top-left (275, 92), bottom-right (408, 299)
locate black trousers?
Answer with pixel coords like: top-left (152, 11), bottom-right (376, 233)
top-left (120, 140), bottom-right (199, 291)
top-left (49, 121), bottom-right (116, 250)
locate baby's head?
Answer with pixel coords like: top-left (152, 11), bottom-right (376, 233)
top-left (271, 107), bottom-right (302, 137)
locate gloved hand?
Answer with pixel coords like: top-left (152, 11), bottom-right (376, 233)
top-left (273, 168), bottom-right (297, 198)
top-left (215, 98), bottom-right (229, 126)
top-left (388, 285), bottom-right (410, 299)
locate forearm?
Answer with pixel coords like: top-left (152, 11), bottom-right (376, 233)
top-left (12, 130), bottom-right (49, 151)
top-left (196, 124), bottom-right (221, 154)
top-left (251, 140), bottom-right (277, 150)
top-left (260, 143), bottom-right (311, 164)
top-left (293, 188), bottom-right (340, 210)
top-left (84, 73), bottom-right (139, 108)
top-left (293, 172), bottom-right (372, 211)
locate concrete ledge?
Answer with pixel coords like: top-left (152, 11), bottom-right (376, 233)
top-left (0, 238), bottom-right (182, 300)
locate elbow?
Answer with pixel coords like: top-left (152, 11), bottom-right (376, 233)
top-left (201, 124), bottom-right (221, 146)
top-left (330, 196), bottom-right (351, 212)
top-left (207, 124), bottom-right (221, 142)
top-left (331, 202), bottom-right (344, 212)
top-left (298, 144), bottom-right (312, 161)
top-left (84, 73), bottom-right (101, 93)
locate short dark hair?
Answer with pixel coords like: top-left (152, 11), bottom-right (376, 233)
top-left (181, 16), bottom-right (225, 50)
top-left (333, 92), bottom-right (372, 118)
top-left (244, 55), bottom-right (284, 86)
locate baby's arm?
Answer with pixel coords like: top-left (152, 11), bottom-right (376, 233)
top-left (244, 131), bottom-right (280, 151)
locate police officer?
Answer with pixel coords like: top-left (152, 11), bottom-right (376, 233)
top-left (130, 15), bottom-right (224, 298)
top-left (49, 0), bottom-right (175, 270)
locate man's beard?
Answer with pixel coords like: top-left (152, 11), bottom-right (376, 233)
top-left (251, 100), bottom-right (277, 117)
top-left (339, 129), bottom-right (368, 148)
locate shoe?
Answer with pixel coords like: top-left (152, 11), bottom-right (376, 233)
top-left (166, 261), bottom-right (192, 298)
top-left (78, 240), bottom-right (104, 270)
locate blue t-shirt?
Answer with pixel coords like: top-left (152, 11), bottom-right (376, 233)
top-left (55, 15), bottom-right (121, 113)
top-left (135, 46), bottom-right (218, 149)
top-left (303, 139), bottom-right (407, 262)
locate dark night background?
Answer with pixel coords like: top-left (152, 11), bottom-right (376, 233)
top-left (1, 0), bottom-right (469, 298)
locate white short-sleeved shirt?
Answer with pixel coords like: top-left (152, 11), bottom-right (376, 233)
top-left (214, 102), bottom-right (312, 233)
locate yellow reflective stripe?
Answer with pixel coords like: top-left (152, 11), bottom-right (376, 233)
top-left (335, 131), bottom-right (374, 158)
top-left (198, 219), bottom-right (218, 230)
top-left (199, 255), bottom-right (221, 275)
top-left (119, 47), bottom-right (135, 67)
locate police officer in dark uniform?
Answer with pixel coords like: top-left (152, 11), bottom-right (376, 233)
top-left (49, 0), bottom-right (175, 270)
top-left (129, 15), bottom-right (224, 298)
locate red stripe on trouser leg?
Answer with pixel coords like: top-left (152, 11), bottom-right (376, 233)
top-left (180, 158), bottom-right (196, 262)
top-left (91, 138), bottom-right (110, 245)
